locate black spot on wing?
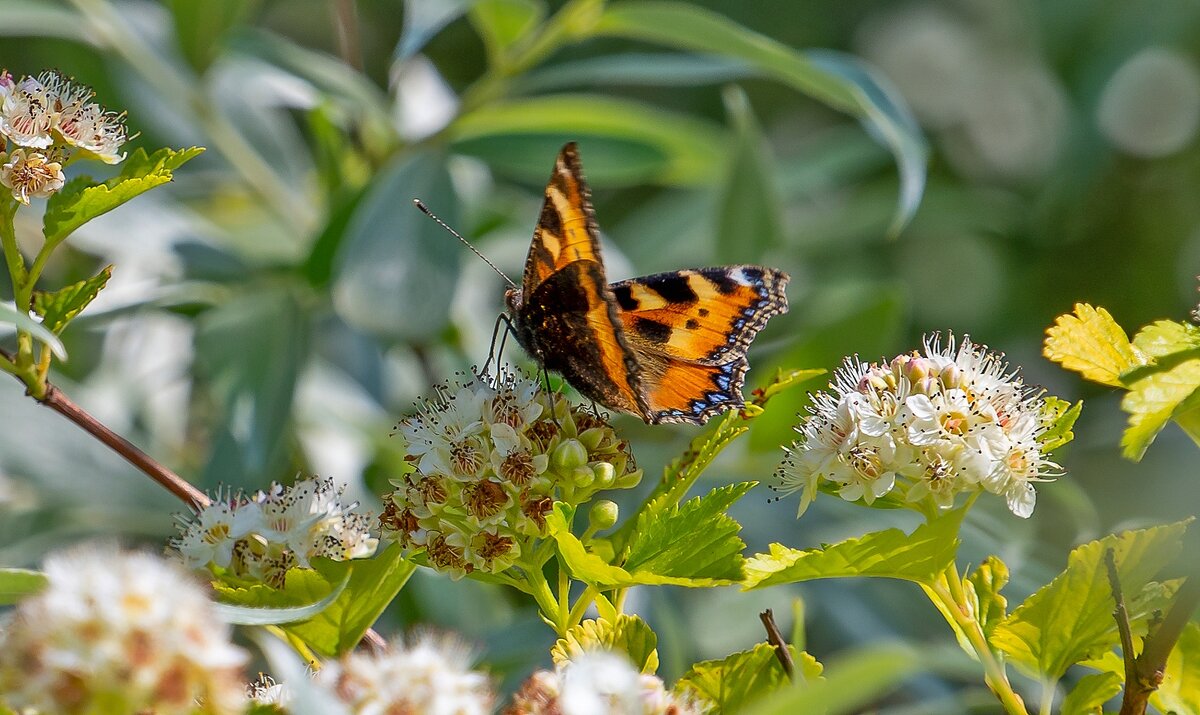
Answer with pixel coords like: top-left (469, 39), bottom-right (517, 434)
top-left (612, 283), bottom-right (638, 311)
top-left (698, 307), bottom-right (710, 317)
top-left (633, 317), bottom-right (672, 344)
top-left (685, 318), bottom-right (699, 330)
top-left (701, 269), bottom-right (740, 295)
top-left (648, 273), bottom-right (698, 303)
top-left (538, 199), bottom-right (562, 239)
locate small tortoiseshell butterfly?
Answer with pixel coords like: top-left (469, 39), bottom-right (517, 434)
top-left (502, 142), bottom-right (789, 425)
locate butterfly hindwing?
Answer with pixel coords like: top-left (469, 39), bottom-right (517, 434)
top-left (611, 266), bottom-right (790, 366)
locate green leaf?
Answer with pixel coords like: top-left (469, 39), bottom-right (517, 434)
top-left (548, 502), bottom-right (742, 588)
top-left (395, 0), bottom-right (471, 62)
top-left (1040, 396), bottom-right (1083, 453)
top-left (743, 508), bottom-right (965, 589)
top-left (285, 543), bottom-right (416, 657)
top-left (1120, 357), bottom-right (1200, 461)
top-left (0, 1), bottom-right (88, 42)
top-left (42, 147), bottom-right (205, 245)
top-left (0, 301), bottom-right (66, 359)
top-left (1153, 621), bottom-right (1200, 715)
top-left (168, 0), bottom-right (251, 72)
top-left (470, 0), bottom-right (545, 65)
top-left (32, 265), bottom-right (112, 334)
top-left (967, 556), bottom-right (1010, 640)
top-left (213, 568), bottom-right (350, 625)
top-left (622, 482), bottom-right (754, 582)
top-left (743, 645), bottom-right (920, 715)
top-left (1044, 303), bottom-right (1143, 388)
top-left (595, 1), bottom-right (927, 233)
top-left (676, 642), bottom-right (821, 713)
top-left (331, 151), bottom-right (460, 342)
top-left (1131, 319), bottom-right (1200, 360)
top-left (714, 85), bottom-right (783, 263)
top-left (195, 285), bottom-right (307, 488)
top-left (0, 567), bottom-right (47, 605)
top-left (515, 53), bottom-right (753, 94)
top-left (550, 615), bottom-right (659, 673)
top-left (991, 520), bottom-right (1190, 680)
top-left (1061, 672), bottom-right (1122, 715)
top-left (449, 94), bottom-right (726, 185)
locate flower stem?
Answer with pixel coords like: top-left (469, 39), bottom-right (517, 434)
top-left (1039, 681), bottom-right (1056, 715)
top-left (565, 584), bottom-right (598, 631)
top-left (525, 563), bottom-right (564, 634)
top-left (931, 570), bottom-right (1028, 714)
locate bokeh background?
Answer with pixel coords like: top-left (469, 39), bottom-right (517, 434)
top-left (2, 0), bottom-right (1198, 710)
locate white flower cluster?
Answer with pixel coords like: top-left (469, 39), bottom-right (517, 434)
top-left (0, 70), bottom-right (129, 204)
top-left (507, 651), bottom-right (709, 715)
top-left (172, 475), bottom-right (379, 588)
top-left (382, 371), bottom-right (641, 579)
top-left (778, 335), bottom-right (1062, 518)
top-left (0, 544), bottom-right (248, 715)
top-left (318, 633), bottom-right (494, 715)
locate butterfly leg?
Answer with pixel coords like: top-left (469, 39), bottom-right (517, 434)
top-left (484, 313), bottom-right (518, 378)
top-left (538, 359), bottom-right (563, 430)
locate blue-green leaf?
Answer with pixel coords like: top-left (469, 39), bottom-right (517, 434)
top-left (213, 569), bottom-right (350, 626)
top-left (0, 302), bottom-right (66, 359)
top-left (395, 0), bottom-right (471, 62)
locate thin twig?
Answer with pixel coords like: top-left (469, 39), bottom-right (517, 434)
top-left (1104, 549), bottom-right (1138, 698)
top-left (759, 609), bottom-right (795, 680)
top-left (1120, 575), bottom-right (1200, 715)
top-left (331, 0), bottom-right (364, 71)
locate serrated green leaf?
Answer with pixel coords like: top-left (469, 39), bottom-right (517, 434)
top-left (595, 2), bottom-right (927, 234)
top-left (0, 301), bottom-right (66, 359)
top-left (1131, 319), bottom-right (1200, 360)
top-left (744, 508), bottom-right (965, 589)
top-left (285, 543), bottom-right (416, 657)
top-left (622, 482), bottom-right (753, 582)
top-left (449, 95), bottom-right (726, 185)
top-left (1120, 357), bottom-right (1200, 461)
top-left (0, 567), bottom-right (47, 605)
top-left (213, 568), bottom-right (350, 625)
top-left (32, 265), bottom-right (112, 334)
top-left (1061, 671), bottom-right (1122, 715)
top-left (676, 642), bottom-right (820, 713)
top-left (1044, 303), bottom-right (1143, 387)
top-left (1153, 621), bottom-right (1200, 715)
top-left (42, 147), bottom-right (205, 245)
top-left (1040, 396), bottom-right (1083, 453)
top-left (968, 556), bottom-right (1010, 640)
top-left (550, 615), bottom-right (659, 673)
top-left (470, 0), bottom-right (544, 65)
top-left (548, 502), bottom-right (741, 588)
top-left (991, 520), bottom-right (1190, 680)
top-left (743, 645), bottom-right (919, 715)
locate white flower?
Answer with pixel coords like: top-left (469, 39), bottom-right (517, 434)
top-left (0, 544), bottom-right (248, 715)
top-left (247, 673), bottom-right (290, 707)
top-left (0, 73), bottom-right (54, 148)
top-left (382, 369), bottom-right (642, 578)
top-left (507, 651), bottom-right (709, 715)
top-left (56, 99), bottom-right (129, 164)
top-left (778, 334), bottom-right (1064, 518)
top-left (0, 148), bottom-right (65, 204)
top-left (172, 476), bottom-right (378, 586)
top-left (317, 633), bottom-right (494, 715)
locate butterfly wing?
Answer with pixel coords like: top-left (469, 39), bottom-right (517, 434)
top-left (610, 266), bottom-right (789, 424)
top-left (512, 143), bottom-right (649, 418)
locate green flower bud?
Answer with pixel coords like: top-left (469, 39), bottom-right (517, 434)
top-left (589, 500), bottom-right (619, 531)
top-left (552, 439), bottom-right (589, 472)
top-left (578, 427), bottom-right (604, 451)
top-left (571, 466), bottom-right (595, 487)
top-left (614, 468), bottom-right (643, 490)
top-left (592, 461), bottom-right (616, 488)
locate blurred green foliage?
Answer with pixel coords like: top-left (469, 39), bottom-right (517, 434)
top-left (2, 0), bottom-right (1199, 708)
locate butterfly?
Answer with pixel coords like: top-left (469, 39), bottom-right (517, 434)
top-left (503, 142), bottom-right (790, 425)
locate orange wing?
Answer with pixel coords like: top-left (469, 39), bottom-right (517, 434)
top-left (521, 142), bottom-right (605, 296)
top-left (611, 266), bottom-right (789, 424)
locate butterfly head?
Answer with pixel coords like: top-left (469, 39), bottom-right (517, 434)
top-left (503, 286), bottom-right (524, 316)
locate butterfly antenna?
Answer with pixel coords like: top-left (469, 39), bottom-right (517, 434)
top-left (413, 199), bottom-right (517, 288)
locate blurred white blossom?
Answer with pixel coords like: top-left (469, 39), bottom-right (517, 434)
top-left (318, 633), bottom-right (494, 715)
top-left (1097, 47), bottom-right (1200, 158)
top-left (507, 651), bottom-right (708, 715)
top-left (0, 544), bottom-right (247, 715)
top-left (778, 334), bottom-right (1064, 518)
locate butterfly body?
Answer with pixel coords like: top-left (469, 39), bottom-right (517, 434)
top-left (506, 143), bottom-right (789, 425)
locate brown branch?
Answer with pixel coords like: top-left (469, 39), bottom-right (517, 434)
top-left (759, 609), bottom-right (795, 681)
top-left (1105, 548), bottom-right (1139, 714)
top-left (1120, 575), bottom-right (1200, 715)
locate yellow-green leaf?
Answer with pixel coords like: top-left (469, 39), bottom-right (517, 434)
top-left (676, 642), bottom-right (821, 714)
top-left (1040, 396), bottom-right (1083, 453)
top-left (1061, 672), bottom-right (1122, 715)
top-left (32, 265), bottom-right (112, 334)
top-left (1131, 319), bottom-right (1200, 360)
top-left (0, 568), bottom-right (47, 605)
top-left (1120, 357), bottom-right (1200, 461)
top-left (550, 615), bottom-right (659, 673)
top-left (991, 520), bottom-right (1190, 680)
top-left (743, 508), bottom-right (965, 589)
top-left (1044, 303), bottom-right (1142, 387)
top-left (1153, 621), bottom-right (1200, 715)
